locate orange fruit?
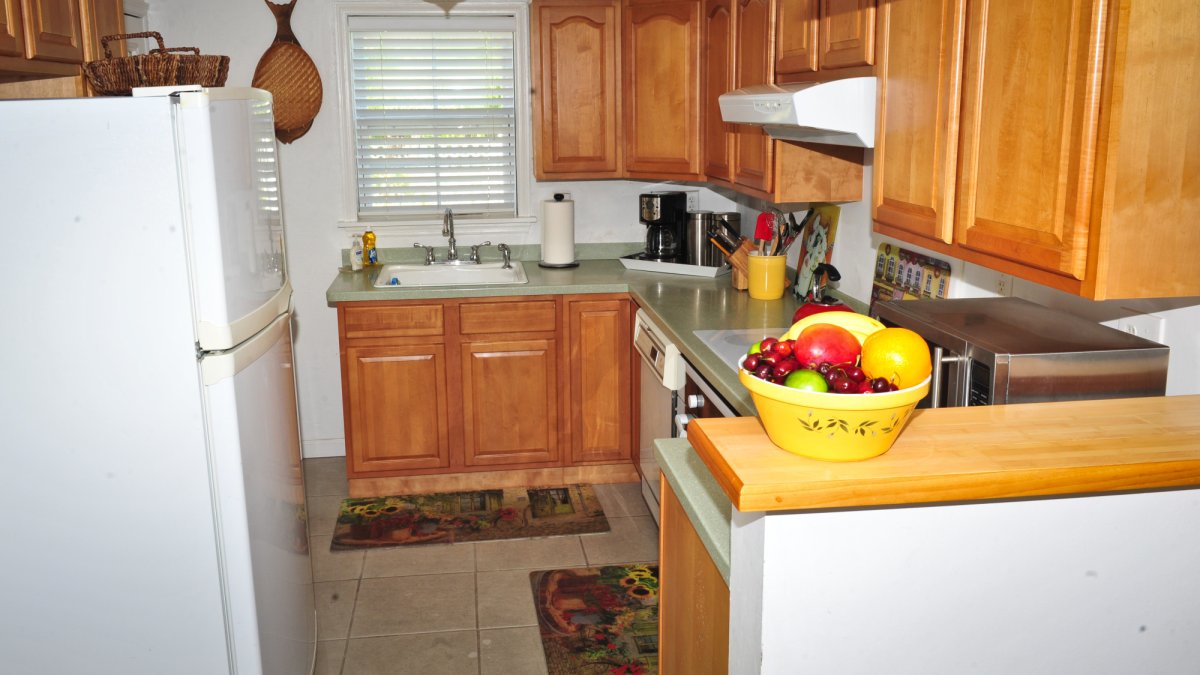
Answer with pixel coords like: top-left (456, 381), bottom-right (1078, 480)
top-left (860, 327), bottom-right (932, 389)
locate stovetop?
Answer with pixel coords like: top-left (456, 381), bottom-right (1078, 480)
top-left (693, 327), bottom-right (787, 372)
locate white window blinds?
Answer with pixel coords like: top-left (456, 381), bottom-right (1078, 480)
top-left (349, 18), bottom-right (518, 220)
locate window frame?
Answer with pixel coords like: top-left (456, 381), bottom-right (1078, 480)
top-left (335, 0), bottom-right (535, 240)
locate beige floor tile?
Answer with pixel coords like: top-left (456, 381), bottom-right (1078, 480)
top-left (479, 626), bottom-right (549, 675)
top-left (310, 534), bottom-right (366, 582)
top-left (580, 515), bottom-right (660, 566)
top-left (363, 542), bottom-right (476, 579)
top-left (343, 632), bottom-right (480, 675)
top-left (476, 569), bottom-right (539, 629)
top-left (593, 482), bottom-right (650, 518)
top-left (305, 457), bottom-right (349, 497)
top-left (307, 494), bottom-right (345, 539)
top-left (314, 579), bottom-right (359, 641)
top-left (351, 573), bottom-right (477, 637)
top-left (314, 639), bottom-right (346, 675)
top-left (475, 536), bottom-right (586, 572)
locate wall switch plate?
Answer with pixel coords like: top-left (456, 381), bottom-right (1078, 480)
top-left (1115, 309), bottom-right (1167, 344)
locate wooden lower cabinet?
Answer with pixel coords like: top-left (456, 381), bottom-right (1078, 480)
top-left (659, 475), bottom-right (729, 674)
top-left (339, 295), bottom-right (636, 489)
top-left (343, 343), bottom-right (452, 473)
top-left (565, 295), bottom-right (633, 464)
top-left (461, 338), bottom-right (560, 467)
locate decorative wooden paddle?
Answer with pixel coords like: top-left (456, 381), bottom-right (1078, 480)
top-left (252, 0), bottom-right (322, 143)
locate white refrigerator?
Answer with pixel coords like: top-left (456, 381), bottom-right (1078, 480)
top-left (0, 88), bottom-right (315, 675)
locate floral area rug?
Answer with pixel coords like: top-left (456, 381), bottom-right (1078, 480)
top-left (331, 484), bottom-right (608, 550)
top-left (531, 565), bottom-right (659, 675)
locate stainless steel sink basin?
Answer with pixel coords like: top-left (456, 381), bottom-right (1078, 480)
top-left (372, 262), bottom-right (528, 288)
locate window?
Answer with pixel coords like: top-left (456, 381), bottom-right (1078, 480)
top-left (342, 6), bottom-right (531, 226)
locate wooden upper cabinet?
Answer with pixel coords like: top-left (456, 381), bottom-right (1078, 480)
top-left (79, 0), bottom-right (123, 62)
top-left (776, 0), bottom-right (874, 82)
top-left (875, 0), bottom-right (1200, 299)
top-left (872, 0), bottom-right (964, 244)
top-left (820, 0), bottom-right (874, 69)
top-left (0, 0), bottom-right (24, 57)
top-left (774, 0), bottom-right (818, 77)
top-left (955, 0), bottom-right (1104, 280)
top-left (623, 0), bottom-right (702, 179)
top-left (20, 0), bottom-right (83, 63)
top-left (732, 0), bottom-right (773, 192)
top-left (701, 0), bottom-right (734, 181)
top-left (532, 0), bottom-right (622, 179)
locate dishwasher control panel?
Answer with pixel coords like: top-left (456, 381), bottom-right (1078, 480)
top-left (633, 309), bottom-right (685, 390)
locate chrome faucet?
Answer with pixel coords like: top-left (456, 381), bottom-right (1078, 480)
top-left (442, 208), bottom-right (458, 262)
top-left (497, 243), bottom-right (512, 269)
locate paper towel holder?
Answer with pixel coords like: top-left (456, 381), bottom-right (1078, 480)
top-left (539, 192), bottom-right (580, 269)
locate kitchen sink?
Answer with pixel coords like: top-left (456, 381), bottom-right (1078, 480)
top-left (372, 262), bottom-right (529, 288)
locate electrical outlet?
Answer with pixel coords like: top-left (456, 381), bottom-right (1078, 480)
top-left (995, 274), bottom-right (1014, 297)
top-left (1116, 310), bottom-right (1167, 344)
top-left (684, 190), bottom-right (699, 211)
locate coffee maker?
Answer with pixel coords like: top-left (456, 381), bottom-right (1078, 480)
top-left (639, 191), bottom-right (688, 261)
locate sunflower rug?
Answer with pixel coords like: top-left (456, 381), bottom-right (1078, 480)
top-left (531, 564), bottom-right (659, 675)
top-left (331, 484), bottom-right (608, 550)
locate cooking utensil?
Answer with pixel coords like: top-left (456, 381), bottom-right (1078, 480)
top-left (252, 0), bottom-right (323, 143)
top-left (754, 212), bottom-right (775, 254)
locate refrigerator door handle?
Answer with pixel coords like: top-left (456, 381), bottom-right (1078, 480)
top-left (201, 311), bottom-right (292, 385)
top-left (196, 278), bottom-right (292, 351)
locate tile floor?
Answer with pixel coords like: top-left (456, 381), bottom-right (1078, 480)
top-left (303, 457), bottom-right (661, 675)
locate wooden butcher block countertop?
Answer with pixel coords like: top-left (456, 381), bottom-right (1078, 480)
top-left (686, 395), bottom-right (1200, 512)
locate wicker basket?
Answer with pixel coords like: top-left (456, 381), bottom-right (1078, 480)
top-left (84, 32), bottom-right (230, 96)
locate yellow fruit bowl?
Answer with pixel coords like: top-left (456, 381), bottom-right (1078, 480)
top-left (739, 358), bottom-right (930, 462)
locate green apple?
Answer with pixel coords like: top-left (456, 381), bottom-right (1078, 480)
top-left (784, 369), bottom-right (829, 393)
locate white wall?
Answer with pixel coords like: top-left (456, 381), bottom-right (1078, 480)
top-left (151, 2), bottom-right (1199, 459)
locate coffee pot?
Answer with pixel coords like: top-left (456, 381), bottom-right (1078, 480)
top-left (639, 191), bottom-right (687, 260)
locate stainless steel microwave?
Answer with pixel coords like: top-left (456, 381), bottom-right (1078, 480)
top-left (873, 297), bottom-right (1169, 407)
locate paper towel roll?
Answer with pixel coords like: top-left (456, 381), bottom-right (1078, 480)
top-left (540, 195), bottom-right (577, 267)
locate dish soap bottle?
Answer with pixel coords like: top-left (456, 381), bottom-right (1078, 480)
top-left (363, 230), bottom-right (378, 266)
top-left (350, 234), bottom-right (364, 271)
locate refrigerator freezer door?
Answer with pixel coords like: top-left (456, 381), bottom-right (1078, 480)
top-left (175, 88), bottom-right (291, 351)
top-left (201, 310), bottom-right (315, 675)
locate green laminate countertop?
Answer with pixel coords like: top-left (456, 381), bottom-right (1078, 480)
top-left (327, 257), bottom-right (867, 416)
top-left (655, 437), bottom-right (732, 583)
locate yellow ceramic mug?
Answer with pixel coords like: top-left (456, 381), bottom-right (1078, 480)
top-left (747, 254), bottom-right (786, 300)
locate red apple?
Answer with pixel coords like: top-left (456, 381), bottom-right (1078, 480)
top-left (793, 324), bottom-right (862, 369)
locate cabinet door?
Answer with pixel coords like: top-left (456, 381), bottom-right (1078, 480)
top-left (0, 0), bottom-right (23, 57)
top-left (774, 0), bottom-right (817, 77)
top-left (624, 0), bottom-right (702, 179)
top-left (20, 0), bottom-right (83, 63)
top-left (819, 0), bottom-right (874, 69)
top-left (79, 0), bottom-right (123, 62)
top-left (954, 0), bottom-right (1105, 279)
top-left (702, 0), bottom-right (735, 181)
top-left (344, 344), bottom-right (452, 474)
top-left (565, 298), bottom-right (632, 464)
top-left (732, 0), bottom-right (773, 192)
top-left (532, 0), bottom-right (622, 178)
top-left (461, 339), bottom-right (560, 467)
top-left (872, 0), bottom-right (964, 244)
top-left (659, 476), bottom-right (729, 674)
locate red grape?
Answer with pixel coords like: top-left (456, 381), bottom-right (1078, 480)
top-left (833, 378), bottom-right (855, 394)
top-left (743, 354), bottom-right (761, 371)
top-left (844, 366), bottom-right (866, 383)
top-left (754, 364), bottom-right (773, 380)
top-left (775, 340), bottom-right (794, 358)
top-left (759, 337), bottom-right (778, 353)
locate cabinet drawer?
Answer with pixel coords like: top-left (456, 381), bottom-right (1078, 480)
top-left (460, 300), bottom-right (558, 335)
top-left (343, 304), bottom-right (444, 339)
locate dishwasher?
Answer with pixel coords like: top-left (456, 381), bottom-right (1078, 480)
top-left (633, 309), bottom-right (685, 525)
top-left (633, 310), bottom-right (738, 523)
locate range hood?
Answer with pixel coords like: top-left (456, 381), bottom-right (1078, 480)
top-left (718, 77), bottom-right (876, 148)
